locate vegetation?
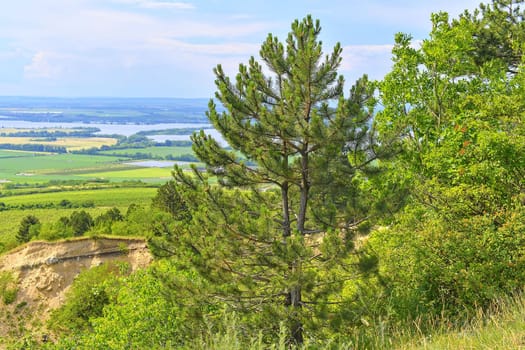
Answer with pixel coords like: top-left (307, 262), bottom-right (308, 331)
top-left (147, 15), bottom-right (392, 346)
top-left (1, 1), bottom-right (525, 349)
top-left (0, 136), bottom-right (117, 152)
top-left (0, 271), bottom-right (17, 305)
top-left (97, 145), bottom-right (197, 161)
top-left (16, 215), bottom-right (40, 243)
top-left (49, 263), bottom-right (126, 334)
top-left (370, 0), bottom-right (525, 319)
top-left (0, 187), bottom-right (158, 252)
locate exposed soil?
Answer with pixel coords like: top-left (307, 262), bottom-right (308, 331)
top-left (0, 237), bottom-right (152, 344)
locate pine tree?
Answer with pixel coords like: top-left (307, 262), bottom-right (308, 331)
top-left (151, 16), bottom-right (384, 345)
top-left (16, 215), bottom-right (40, 243)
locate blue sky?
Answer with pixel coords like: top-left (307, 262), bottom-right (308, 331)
top-left (0, 0), bottom-right (481, 98)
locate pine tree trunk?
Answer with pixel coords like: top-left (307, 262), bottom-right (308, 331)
top-left (282, 181), bottom-right (291, 237)
top-left (297, 153), bottom-right (309, 235)
top-left (286, 262), bottom-right (303, 345)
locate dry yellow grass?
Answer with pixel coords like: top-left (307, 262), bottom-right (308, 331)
top-left (0, 136), bottom-right (118, 151)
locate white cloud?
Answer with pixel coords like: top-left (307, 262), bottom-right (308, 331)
top-left (112, 0), bottom-right (195, 10)
top-left (341, 44), bottom-right (394, 81)
top-left (149, 37), bottom-right (259, 56)
top-left (24, 52), bottom-right (62, 79)
top-left (137, 1), bottom-right (195, 10)
top-left (2, 0), bottom-right (480, 97)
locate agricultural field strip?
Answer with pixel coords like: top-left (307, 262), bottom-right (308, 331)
top-left (77, 167), bottom-right (174, 179)
top-left (0, 136), bottom-right (118, 150)
top-left (0, 150), bottom-right (51, 157)
top-left (0, 154), bottom-right (129, 172)
top-left (98, 146), bottom-right (194, 157)
top-left (36, 164), bottom-right (142, 175)
top-left (0, 187), bottom-right (158, 207)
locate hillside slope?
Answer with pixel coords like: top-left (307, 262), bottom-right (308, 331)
top-left (0, 237), bottom-right (152, 342)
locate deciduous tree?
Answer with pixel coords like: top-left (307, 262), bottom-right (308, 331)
top-left (372, 0), bottom-right (525, 315)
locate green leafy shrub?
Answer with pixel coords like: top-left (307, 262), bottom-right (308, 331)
top-left (52, 262), bottom-right (195, 349)
top-left (366, 204), bottom-right (525, 321)
top-left (0, 271), bottom-right (18, 305)
top-left (48, 263), bottom-right (123, 334)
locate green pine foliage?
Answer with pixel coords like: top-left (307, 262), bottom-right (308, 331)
top-left (16, 214), bottom-right (40, 243)
top-left (147, 15), bottom-right (387, 345)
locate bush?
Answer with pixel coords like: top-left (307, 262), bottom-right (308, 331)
top-left (0, 271), bottom-right (18, 305)
top-left (48, 263), bottom-right (122, 333)
top-left (366, 204), bottom-right (525, 321)
top-left (53, 263), bottom-right (189, 349)
top-left (69, 211), bottom-right (94, 236)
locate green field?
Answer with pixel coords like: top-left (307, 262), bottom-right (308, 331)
top-left (0, 153), bottom-right (123, 172)
top-left (0, 149), bottom-right (50, 158)
top-left (0, 187), bottom-right (157, 207)
top-left (0, 153), bottom-right (130, 182)
top-left (0, 145), bottom-right (198, 183)
top-left (99, 146), bottom-right (194, 157)
top-left (0, 186), bottom-right (158, 251)
top-left (78, 167), bottom-right (174, 182)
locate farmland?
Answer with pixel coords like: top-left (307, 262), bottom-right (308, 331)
top-left (0, 136), bottom-right (118, 151)
top-left (98, 145), bottom-right (194, 158)
top-left (0, 149), bottom-right (45, 158)
top-left (0, 153), bottom-right (133, 182)
top-left (0, 187), bottom-right (157, 207)
top-left (77, 167), bottom-right (174, 182)
top-left (0, 184), bottom-right (160, 251)
top-left (0, 98), bottom-right (211, 254)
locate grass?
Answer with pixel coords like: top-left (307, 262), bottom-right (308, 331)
top-left (0, 153), bottom-right (127, 182)
top-left (397, 294), bottom-right (525, 349)
top-left (0, 153), bottom-right (122, 172)
top-left (78, 167), bottom-right (174, 182)
top-left (0, 187), bottom-right (157, 207)
top-left (180, 294), bottom-right (525, 350)
top-left (0, 145), bottom-right (196, 183)
top-left (0, 149), bottom-right (50, 158)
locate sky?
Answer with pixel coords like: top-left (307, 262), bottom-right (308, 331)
top-left (0, 0), bottom-right (482, 98)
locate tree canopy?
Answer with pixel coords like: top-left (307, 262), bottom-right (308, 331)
top-left (150, 15), bottom-right (386, 345)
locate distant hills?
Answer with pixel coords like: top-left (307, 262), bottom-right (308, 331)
top-left (0, 97), bottom-right (212, 124)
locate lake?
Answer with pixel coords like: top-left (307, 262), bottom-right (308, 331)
top-left (0, 119), bottom-right (226, 144)
top-left (0, 119), bottom-right (210, 137)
